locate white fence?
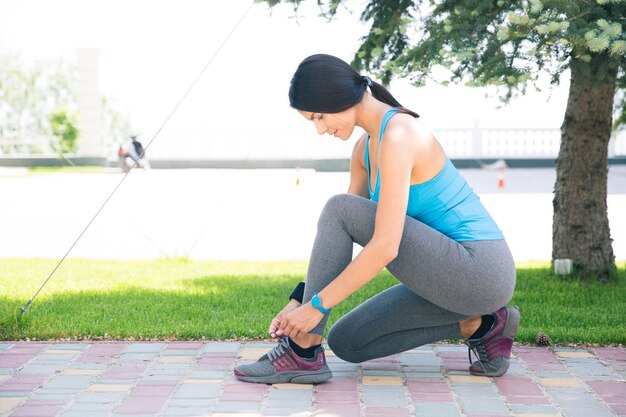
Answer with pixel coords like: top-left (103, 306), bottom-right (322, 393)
top-left (1, 127), bottom-right (625, 160)
top-left (145, 127), bottom-right (626, 160)
top-left (435, 127), bottom-right (626, 159)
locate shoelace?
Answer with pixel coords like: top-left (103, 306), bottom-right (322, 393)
top-left (267, 336), bottom-right (290, 362)
top-left (465, 339), bottom-right (489, 375)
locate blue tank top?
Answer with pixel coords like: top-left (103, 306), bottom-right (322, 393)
top-left (364, 108), bottom-right (504, 242)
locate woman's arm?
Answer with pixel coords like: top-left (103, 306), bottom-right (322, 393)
top-left (347, 134), bottom-right (370, 198)
top-left (316, 122), bottom-right (414, 309)
top-left (277, 117), bottom-right (422, 339)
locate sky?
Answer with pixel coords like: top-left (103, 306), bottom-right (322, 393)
top-left (0, 0), bottom-right (572, 159)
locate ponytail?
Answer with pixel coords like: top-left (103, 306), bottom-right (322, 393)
top-left (367, 79), bottom-right (419, 118)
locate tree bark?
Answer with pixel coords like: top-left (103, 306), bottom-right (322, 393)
top-left (552, 55), bottom-right (617, 281)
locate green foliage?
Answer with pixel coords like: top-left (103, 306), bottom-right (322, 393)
top-left (0, 52), bottom-right (133, 155)
top-left (49, 109), bottom-right (80, 156)
top-left (0, 54), bottom-right (77, 154)
top-left (261, 0), bottom-right (626, 128)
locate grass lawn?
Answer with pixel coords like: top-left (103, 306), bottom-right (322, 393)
top-left (1, 258), bottom-right (624, 345)
top-left (27, 166), bottom-right (106, 174)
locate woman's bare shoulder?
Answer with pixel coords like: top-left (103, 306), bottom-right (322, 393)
top-left (385, 113), bottom-right (433, 148)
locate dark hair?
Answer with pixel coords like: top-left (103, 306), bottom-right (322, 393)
top-left (289, 54), bottom-right (419, 118)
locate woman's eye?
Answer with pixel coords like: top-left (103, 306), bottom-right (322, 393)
top-left (317, 114), bottom-right (324, 120)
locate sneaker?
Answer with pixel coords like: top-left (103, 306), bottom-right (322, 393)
top-left (234, 336), bottom-right (333, 384)
top-left (465, 306), bottom-right (520, 377)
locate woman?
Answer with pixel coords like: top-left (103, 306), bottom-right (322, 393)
top-left (234, 54), bottom-right (519, 384)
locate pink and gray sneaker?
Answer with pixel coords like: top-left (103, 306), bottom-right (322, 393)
top-left (234, 336), bottom-right (332, 384)
top-left (465, 306), bottom-right (520, 377)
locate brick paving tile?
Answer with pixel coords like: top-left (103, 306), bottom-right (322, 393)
top-left (414, 402), bottom-right (462, 417)
top-left (495, 377), bottom-right (545, 397)
top-left (60, 411), bottom-right (112, 417)
top-left (407, 380), bottom-right (450, 393)
top-left (129, 384), bottom-right (177, 396)
top-left (164, 342), bottom-right (204, 350)
top-left (263, 408), bottom-right (311, 416)
top-left (593, 348), bottom-right (626, 361)
top-left (5, 345), bottom-right (48, 354)
top-left (220, 391), bottom-right (265, 402)
top-left (222, 383), bottom-right (269, 395)
top-left (411, 392), bottom-right (455, 402)
top-left (457, 396), bottom-right (510, 415)
top-left (363, 406), bottom-right (412, 416)
top-left (313, 402), bottom-right (361, 416)
top-left (9, 404), bottom-right (66, 417)
top-left (0, 382), bottom-right (43, 391)
top-left (0, 355), bottom-right (36, 368)
top-left (202, 342), bottom-right (241, 353)
top-left (213, 401), bottom-right (262, 413)
top-left (314, 390), bottom-right (359, 403)
top-left (315, 377), bottom-right (357, 392)
top-left (4, 342), bottom-right (626, 417)
top-left (0, 397), bottom-right (24, 414)
top-left (114, 395), bottom-right (169, 414)
top-left (507, 394), bottom-right (552, 405)
top-left (161, 406), bottom-right (214, 416)
top-left (86, 384), bottom-right (133, 392)
top-left (586, 380), bottom-right (626, 396)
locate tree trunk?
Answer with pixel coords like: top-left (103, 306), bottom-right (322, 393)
top-left (552, 55), bottom-right (617, 281)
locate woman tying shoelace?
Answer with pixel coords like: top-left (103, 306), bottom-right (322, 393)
top-left (234, 54), bottom-right (520, 384)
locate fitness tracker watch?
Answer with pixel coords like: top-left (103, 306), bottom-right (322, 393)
top-left (311, 292), bottom-right (331, 314)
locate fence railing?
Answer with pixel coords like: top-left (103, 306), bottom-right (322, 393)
top-left (1, 128), bottom-right (625, 160)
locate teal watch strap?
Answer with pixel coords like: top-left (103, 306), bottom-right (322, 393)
top-left (311, 292), bottom-right (331, 314)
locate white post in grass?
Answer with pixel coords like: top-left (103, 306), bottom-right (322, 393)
top-left (554, 259), bottom-right (573, 275)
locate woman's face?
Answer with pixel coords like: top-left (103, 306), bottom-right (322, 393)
top-left (297, 108), bottom-right (356, 141)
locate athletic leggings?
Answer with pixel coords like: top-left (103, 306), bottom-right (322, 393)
top-left (302, 194), bottom-right (516, 363)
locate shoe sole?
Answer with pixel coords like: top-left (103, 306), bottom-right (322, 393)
top-left (469, 306), bottom-right (520, 377)
top-left (470, 358), bottom-right (510, 377)
top-left (235, 366), bottom-right (333, 384)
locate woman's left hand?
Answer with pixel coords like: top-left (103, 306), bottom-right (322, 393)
top-left (275, 302), bottom-right (325, 340)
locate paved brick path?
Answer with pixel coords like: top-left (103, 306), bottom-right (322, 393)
top-left (0, 342), bottom-right (624, 417)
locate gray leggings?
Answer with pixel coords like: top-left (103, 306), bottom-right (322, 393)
top-left (302, 194), bottom-right (516, 363)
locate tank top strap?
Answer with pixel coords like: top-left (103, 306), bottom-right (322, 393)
top-left (364, 107), bottom-right (401, 197)
top-left (378, 107), bottom-right (400, 144)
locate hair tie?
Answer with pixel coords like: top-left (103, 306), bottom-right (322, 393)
top-left (362, 76), bottom-right (373, 88)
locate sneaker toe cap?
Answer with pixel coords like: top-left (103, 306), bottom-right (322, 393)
top-left (469, 357), bottom-right (510, 376)
top-left (234, 361), bottom-right (277, 377)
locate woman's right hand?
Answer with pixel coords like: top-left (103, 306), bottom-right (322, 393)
top-left (269, 299), bottom-right (301, 341)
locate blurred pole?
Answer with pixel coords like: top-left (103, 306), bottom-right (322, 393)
top-left (77, 48), bottom-right (104, 157)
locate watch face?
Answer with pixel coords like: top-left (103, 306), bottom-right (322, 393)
top-left (312, 296), bottom-right (320, 308)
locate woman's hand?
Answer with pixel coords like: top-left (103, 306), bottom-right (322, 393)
top-left (269, 300), bottom-right (301, 342)
top-left (276, 302), bottom-right (325, 340)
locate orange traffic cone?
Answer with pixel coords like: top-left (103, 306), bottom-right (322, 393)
top-left (498, 167), bottom-right (505, 189)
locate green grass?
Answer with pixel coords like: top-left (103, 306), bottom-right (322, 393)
top-left (28, 166), bottom-right (106, 174)
top-left (1, 258), bottom-right (624, 345)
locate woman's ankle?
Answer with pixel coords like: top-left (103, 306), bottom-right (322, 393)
top-left (459, 316), bottom-right (482, 339)
top-left (290, 333), bottom-right (323, 348)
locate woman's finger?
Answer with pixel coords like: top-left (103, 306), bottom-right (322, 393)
top-left (269, 318), bottom-right (280, 335)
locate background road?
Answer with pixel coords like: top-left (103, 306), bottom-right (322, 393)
top-left (1, 165), bottom-right (625, 262)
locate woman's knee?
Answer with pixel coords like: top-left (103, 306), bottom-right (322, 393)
top-left (318, 194), bottom-right (364, 225)
top-left (319, 194), bottom-right (351, 219)
top-left (327, 321), bottom-right (365, 364)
